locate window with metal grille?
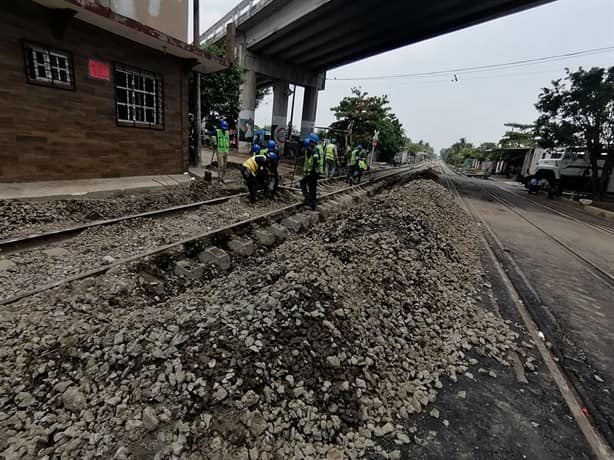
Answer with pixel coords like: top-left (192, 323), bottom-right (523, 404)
top-left (115, 65), bottom-right (164, 128)
top-left (23, 43), bottom-right (74, 89)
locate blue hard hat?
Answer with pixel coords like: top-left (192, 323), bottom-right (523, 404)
top-left (251, 144), bottom-right (261, 154)
top-left (267, 140), bottom-right (277, 150)
top-left (309, 133), bottom-right (320, 144)
top-left (220, 120), bottom-right (229, 130)
top-left (303, 139), bottom-right (311, 148)
top-left (357, 144), bottom-right (363, 150)
top-left (267, 152), bottom-right (278, 162)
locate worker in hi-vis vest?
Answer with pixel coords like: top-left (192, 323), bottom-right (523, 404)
top-left (300, 134), bottom-right (322, 210)
top-left (215, 120), bottom-right (230, 183)
top-left (324, 142), bottom-right (337, 178)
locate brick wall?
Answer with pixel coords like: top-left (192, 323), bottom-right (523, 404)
top-left (0, 2), bottom-right (189, 182)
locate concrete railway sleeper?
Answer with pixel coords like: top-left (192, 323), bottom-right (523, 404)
top-left (0, 163), bottom-right (433, 306)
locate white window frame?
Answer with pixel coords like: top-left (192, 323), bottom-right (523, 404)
top-left (115, 65), bottom-right (163, 128)
top-left (24, 43), bottom-right (74, 89)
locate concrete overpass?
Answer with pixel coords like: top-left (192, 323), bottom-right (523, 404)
top-left (201, 0), bottom-right (554, 151)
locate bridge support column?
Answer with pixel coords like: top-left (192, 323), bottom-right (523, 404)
top-left (238, 68), bottom-right (257, 154)
top-left (272, 80), bottom-right (289, 151)
top-left (300, 86), bottom-right (318, 140)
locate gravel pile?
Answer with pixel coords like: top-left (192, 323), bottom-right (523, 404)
top-left (0, 179), bottom-right (234, 240)
top-left (0, 179), bottom-right (518, 459)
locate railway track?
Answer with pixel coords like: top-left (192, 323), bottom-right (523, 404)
top-left (493, 182), bottom-right (614, 237)
top-left (440, 164), bottom-right (614, 459)
top-left (1, 163), bottom-right (432, 307)
top-left (486, 189), bottom-right (614, 288)
top-left (1, 168), bottom-right (383, 255)
top-left (0, 193), bottom-right (248, 255)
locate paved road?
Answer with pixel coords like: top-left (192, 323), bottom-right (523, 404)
top-left (450, 171), bottom-right (614, 448)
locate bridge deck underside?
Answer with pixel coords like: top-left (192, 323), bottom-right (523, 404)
top-left (244, 0), bottom-right (552, 72)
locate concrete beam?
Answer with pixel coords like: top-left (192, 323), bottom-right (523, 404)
top-left (272, 80), bottom-right (289, 133)
top-left (294, 0), bottom-right (461, 68)
top-left (245, 0), bottom-right (552, 73)
top-left (280, 1), bottom-right (400, 62)
top-left (300, 87), bottom-right (318, 139)
top-left (243, 51), bottom-right (326, 89)
top-left (239, 67), bottom-right (257, 153)
top-left (244, 0), bottom-right (335, 49)
top-left (253, 0), bottom-right (394, 56)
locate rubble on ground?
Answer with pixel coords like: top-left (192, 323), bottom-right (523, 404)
top-left (0, 179), bottom-right (518, 459)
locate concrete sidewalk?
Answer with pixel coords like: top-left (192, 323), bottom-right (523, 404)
top-left (0, 174), bottom-right (192, 200)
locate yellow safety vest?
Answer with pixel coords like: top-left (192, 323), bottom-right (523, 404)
top-left (243, 155), bottom-right (266, 175)
top-left (315, 145), bottom-right (324, 172)
top-left (325, 144), bottom-right (336, 162)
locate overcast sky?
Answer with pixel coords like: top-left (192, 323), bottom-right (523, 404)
top-left (192, 0), bottom-right (614, 152)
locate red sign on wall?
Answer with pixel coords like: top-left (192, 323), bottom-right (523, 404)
top-left (88, 59), bottom-right (110, 81)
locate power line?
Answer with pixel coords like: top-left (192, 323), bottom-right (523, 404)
top-left (327, 46), bottom-right (614, 81)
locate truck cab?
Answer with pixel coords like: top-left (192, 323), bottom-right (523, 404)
top-left (530, 148), bottom-right (605, 192)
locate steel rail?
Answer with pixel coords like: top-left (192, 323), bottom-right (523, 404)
top-left (0, 192), bottom-right (248, 255)
top-left (0, 164), bottom-right (429, 306)
top-left (488, 190), bottom-right (614, 288)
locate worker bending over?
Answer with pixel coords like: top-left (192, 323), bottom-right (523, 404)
top-left (350, 156), bottom-right (368, 184)
top-left (261, 140), bottom-right (278, 157)
top-left (241, 153), bottom-right (270, 203)
top-left (347, 144), bottom-right (363, 182)
top-left (251, 144), bottom-right (261, 156)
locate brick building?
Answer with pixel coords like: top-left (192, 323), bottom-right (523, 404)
top-left (0, 1), bottom-right (225, 182)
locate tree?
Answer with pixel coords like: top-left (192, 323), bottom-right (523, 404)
top-left (442, 138), bottom-right (476, 165)
top-left (499, 122), bottom-right (536, 148)
top-left (330, 88), bottom-right (405, 161)
top-left (255, 87), bottom-right (271, 109)
top-left (535, 67), bottom-right (614, 197)
top-left (442, 138), bottom-right (501, 165)
top-left (405, 138), bottom-right (435, 158)
top-left (195, 44), bottom-right (270, 128)
top-left (198, 61), bottom-right (242, 125)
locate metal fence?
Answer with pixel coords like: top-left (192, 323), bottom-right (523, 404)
top-left (199, 0), bottom-right (277, 44)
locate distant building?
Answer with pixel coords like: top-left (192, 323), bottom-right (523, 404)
top-left (0, 0), bottom-right (226, 182)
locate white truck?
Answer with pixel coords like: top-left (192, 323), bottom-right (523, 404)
top-left (522, 148), bottom-right (611, 193)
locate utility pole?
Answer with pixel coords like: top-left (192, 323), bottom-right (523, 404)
top-left (369, 130), bottom-right (379, 169)
top-left (193, 0), bottom-right (202, 165)
top-left (288, 84), bottom-right (296, 143)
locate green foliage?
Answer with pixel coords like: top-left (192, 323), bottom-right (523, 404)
top-left (405, 138), bottom-right (435, 156)
top-left (535, 66), bottom-right (614, 196)
top-left (442, 138), bottom-right (477, 165)
top-left (256, 87), bottom-right (271, 109)
top-left (499, 123), bottom-right (536, 148)
top-left (197, 61), bottom-right (242, 125)
top-left (195, 43), bottom-right (269, 125)
top-left (202, 43), bottom-right (226, 58)
top-left (330, 88), bottom-right (405, 161)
